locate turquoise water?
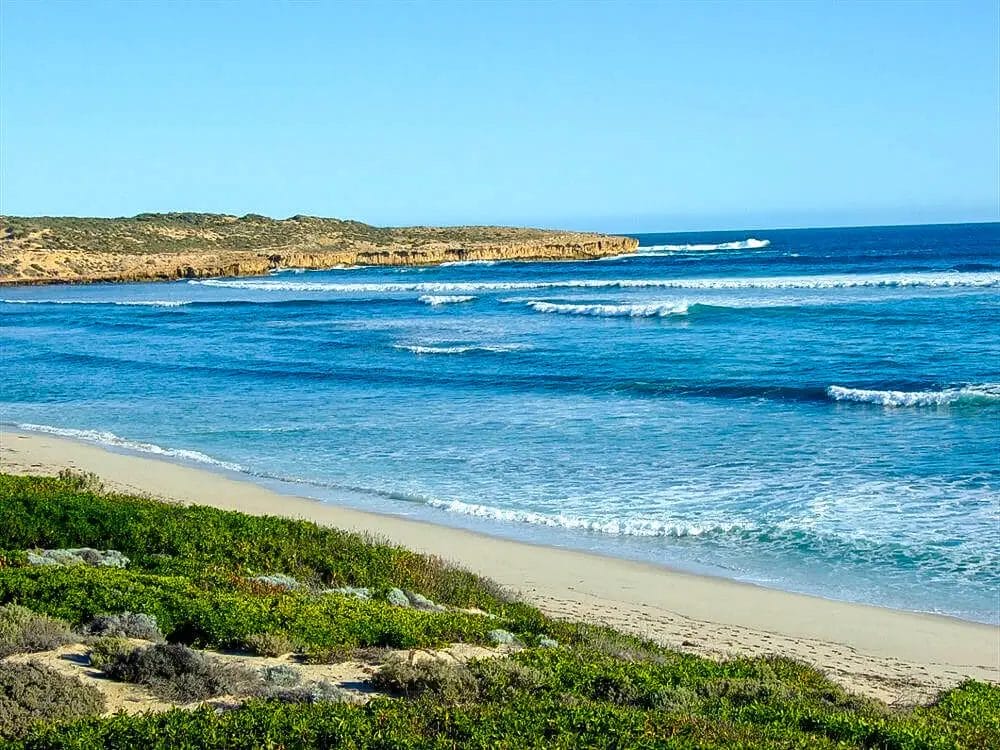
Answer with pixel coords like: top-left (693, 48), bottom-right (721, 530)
top-left (2, 223), bottom-right (998, 623)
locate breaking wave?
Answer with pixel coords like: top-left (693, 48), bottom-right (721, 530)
top-left (643, 238), bottom-right (771, 252)
top-left (15, 423), bottom-right (245, 471)
top-left (2, 299), bottom-right (190, 307)
top-left (424, 498), bottom-right (750, 538)
top-left (418, 295), bottom-right (477, 306)
top-left (394, 343), bottom-right (530, 355)
top-left (826, 384), bottom-right (1000, 408)
top-left (192, 271), bottom-right (999, 294)
top-left (525, 300), bottom-right (690, 318)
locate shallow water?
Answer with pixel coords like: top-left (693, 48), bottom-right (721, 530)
top-left (3, 223), bottom-right (998, 623)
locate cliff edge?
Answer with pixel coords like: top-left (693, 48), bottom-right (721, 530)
top-left (0, 213), bottom-right (638, 285)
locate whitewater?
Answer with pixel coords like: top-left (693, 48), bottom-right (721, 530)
top-left (2, 223), bottom-right (998, 623)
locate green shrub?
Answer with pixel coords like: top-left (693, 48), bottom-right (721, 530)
top-left (0, 662), bottom-right (105, 739)
top-left (372, 657), bottom-right (479, 703)
top-left (243, 633), bottom-right (297, 658)
top-left (103, 643), bottom-right (260, 703)
top-left (0, 474), bottom-right (511, 612)
top-left (0, 566), bottom-right (499, 652)
top-left (0, 604), bottom-right (74, 657)
top-left (86, 637), bottom-right (137, 671)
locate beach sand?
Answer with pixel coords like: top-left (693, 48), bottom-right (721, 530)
top-left (2, 428), bottom-right (997, 705)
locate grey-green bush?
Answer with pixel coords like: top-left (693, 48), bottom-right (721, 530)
top-left (0, 661), bottom-right (105, 739)
top-left (372, 657), bottom-right (478, 703)
top-left (0, 604), bottom-right (74, 657)
top-left (104, 643), bottom-right (260, 702)
top-left (84, 612), bottom-right (163, 641)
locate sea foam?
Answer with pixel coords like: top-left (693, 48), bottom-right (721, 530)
top-left (16, 423), bottom-right (244, 472)
top-left (826, 384), bottom-right (1000, 407)
top-left (2, 299), bottom-right (190, 307)
top-left (524, 300), bottom-right (690, 318)
top-left (394, 343), bottom-right (529, 355)
top-left (424, 498), bottom-right (750, 537)
top-left (643, 238), bottom-right (771, 252)
top-left (599, 238), bottom-right (772, 260)
top-left (418, 295), bottom-right (477, 306)
top-left (192, 271), bottom-right (999, 294)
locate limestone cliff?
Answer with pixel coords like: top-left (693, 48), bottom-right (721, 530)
top-left (0, 213), bottom-right (638, 285)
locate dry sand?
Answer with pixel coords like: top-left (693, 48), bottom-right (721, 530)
top-left (2, 428), bottom-right (997, 705)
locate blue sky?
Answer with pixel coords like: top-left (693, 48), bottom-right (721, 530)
top-left (1, 1), bottom-right (997, 232)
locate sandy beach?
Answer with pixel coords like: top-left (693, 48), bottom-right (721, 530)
top-left (2, 427), bottom-right (997, 705)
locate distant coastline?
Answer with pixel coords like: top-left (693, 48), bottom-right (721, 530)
top-left (0, 213), bottom-right (638, 286)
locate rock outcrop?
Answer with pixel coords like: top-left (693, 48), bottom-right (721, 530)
top-left (0, 213), bottom-right (638, 285)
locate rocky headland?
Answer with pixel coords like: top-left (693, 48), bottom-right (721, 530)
top-left (0, 213), bottom-right (638, 285)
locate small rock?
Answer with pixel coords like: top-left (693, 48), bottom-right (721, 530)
top-left (538, 637), bottom-right (559, 649)
top-left (387, 588), bottom-right (410, 607)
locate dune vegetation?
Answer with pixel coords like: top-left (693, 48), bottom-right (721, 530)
top-left (0, 472), bottom-right (995, 748)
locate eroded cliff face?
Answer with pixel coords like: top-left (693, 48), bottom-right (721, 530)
top-left (0, 215), bottom-right (638, 285)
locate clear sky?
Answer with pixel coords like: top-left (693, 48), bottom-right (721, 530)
top-left (1, 1), bottom-right (997, 232)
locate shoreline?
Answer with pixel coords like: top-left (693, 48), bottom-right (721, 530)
top-left (2, 427), bottom-right (997, 704)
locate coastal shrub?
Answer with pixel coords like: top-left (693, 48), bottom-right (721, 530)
top-left (0, 604), bottom-right (74, 657)
top-left (248, 573), bottom-right (301, 592)
top-left (83, 611), bottom-right (163, 641)
top-left (0, 662), bottom-right (105, 739)
top-left (0, 551), bottom-right (28, 569)
top-left (54, 469), bottom-right (103, 493)
top-left (104, 643), bottom-right (260, 702)
top-left (267, 680), bottom-right (354, 705)
top-left (0, 473), bottom-right (512, 611)
top-left (9, 694), bottom-right (948, 750)
top-left (243, 633), bottom-right (297, 658)
top-left (86, 637), bottom-right (137, 671)
top-left (259, 664), bottom-right (301, 689)
top-left (372, 657), bottom-right (479, 703)
top-left (0, 566), bottom-right (501, 651)
top-left (301, 644), bottom-right (395, 665)
top-left (25, 548), bottom-right (129, 569)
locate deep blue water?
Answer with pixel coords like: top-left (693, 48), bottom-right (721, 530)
top-left (2, 223), bottom-right (998, 623)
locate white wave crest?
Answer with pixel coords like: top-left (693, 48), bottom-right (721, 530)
top-left (525, 300), bottom-right (690, 318)
top-left (826, 384), bottom-right (1000, 408)
top-left (16, 423), bottom-right (244, 471)
top-left (425, 498), bottom-right (750, 538)
top-left (418, 295), bottom-right (477, 306)
top-left (394, 343), bottom-right (529, 355)
top-left (2, 299), bottom-right (190, 307)
top-left (642, 238), bottom-right (771, 252)
top-left (269, 265), bottom-right (365, 275)
top-left (439, 260), bottom-right (498, 267)
top-left (192, 271), bottom-right (999, 294)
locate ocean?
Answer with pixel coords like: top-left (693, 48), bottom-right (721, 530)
top-left (2, 222), bottom-right (998, 624)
